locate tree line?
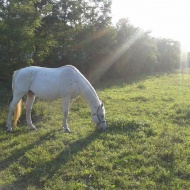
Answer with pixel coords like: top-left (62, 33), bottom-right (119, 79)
top-left (0, 0), bottom-right (181, 83)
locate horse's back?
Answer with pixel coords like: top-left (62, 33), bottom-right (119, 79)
top-left (15, 65), bottom-right (81, 78)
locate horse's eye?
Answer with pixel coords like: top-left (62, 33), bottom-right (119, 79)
top-left (101, 115), bottom-right (104, 118)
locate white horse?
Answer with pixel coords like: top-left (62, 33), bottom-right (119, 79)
top-left (6, 65), bottom-right (106, 132)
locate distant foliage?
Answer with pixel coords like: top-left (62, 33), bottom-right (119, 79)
top-left (0, 0), bottom-right (181, 82)
top-left (106, 18), bottom-right (180, 80)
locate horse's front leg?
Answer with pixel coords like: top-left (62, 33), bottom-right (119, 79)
top-left (26, 91), bottom-right (36, 130)
top-left (62, 96), bottom-right (71, 133)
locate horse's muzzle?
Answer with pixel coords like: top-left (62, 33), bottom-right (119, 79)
top-left (98, 122), bottom-right (106, 131)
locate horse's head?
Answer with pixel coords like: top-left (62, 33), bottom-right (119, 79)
top-left (91, 101), bottom-right (106, 131)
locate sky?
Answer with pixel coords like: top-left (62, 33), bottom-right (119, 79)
top-left (111, 0), bottom-right (190, 51)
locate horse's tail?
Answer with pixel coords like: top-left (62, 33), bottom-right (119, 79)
top-left (12, 70), bottom-right (22, 127)
top-left (13, 100), bottom-right (22, 127)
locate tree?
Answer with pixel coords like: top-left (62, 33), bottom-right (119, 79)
top-left (43, 0), bottom-right (113, 79)
top-left (156, 38), bottom-right (180, 70)
top-left (0, 0), bottom-right (113, 81)
top-left (0, 0), bottom-right (41, 80)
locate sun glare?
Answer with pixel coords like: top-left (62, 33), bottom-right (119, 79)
top-left (112, 0), bottom-right (190, 52)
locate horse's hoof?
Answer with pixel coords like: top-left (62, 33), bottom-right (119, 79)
top-left (64, 128), bottom-right (71, 133)
top-left (31, 127), bottom-right (37, 131)
top-left (7, 129), bottom-right (13, 133)
top-left (101, 128), bottom-right (106, 132)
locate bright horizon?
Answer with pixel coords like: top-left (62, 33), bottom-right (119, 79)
top-left (112, 0), bottom-right (190, 51)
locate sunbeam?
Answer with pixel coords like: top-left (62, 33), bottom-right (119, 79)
top-left (92, 30), bottom-right (143, 82)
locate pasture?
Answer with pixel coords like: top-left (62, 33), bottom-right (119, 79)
top-left (1, 71), bottom-right (190, 189)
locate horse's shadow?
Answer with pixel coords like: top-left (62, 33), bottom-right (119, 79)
top-left (0, 120), bottom-right (142, 190)
top-left (1, 128), bottom-right (102, 190)
top-left (0, 127), bottom-right (56, 169)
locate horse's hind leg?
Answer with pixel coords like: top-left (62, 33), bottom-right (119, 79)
top-left (26, 91), bottom-right (36, 130)
top-left (62, 96), bottom-right (71, 133)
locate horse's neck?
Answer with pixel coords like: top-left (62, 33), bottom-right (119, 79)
top-left (80, 81), bottom-right (100, 113)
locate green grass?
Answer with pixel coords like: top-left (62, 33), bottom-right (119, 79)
top-left (1, 71), bottom-right (190, 189)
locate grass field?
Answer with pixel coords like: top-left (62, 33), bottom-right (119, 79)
top-left (1, 71), bottom-right (190, 189)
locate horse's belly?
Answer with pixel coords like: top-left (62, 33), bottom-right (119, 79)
top-left (30, 78), bottom-right (61, 100)
top-left (34, 89), bottom-right (60, 100)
